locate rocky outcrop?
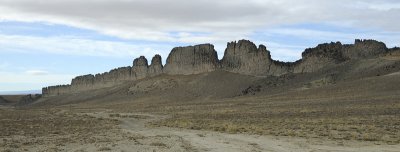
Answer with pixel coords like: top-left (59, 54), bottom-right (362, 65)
top-left (71, 74), bottom-right (95, 90)
top-left (221, 40), bottom-right (270, 75)
top-left (163, 44), bottom-right (219, 75)
top-left (42, 39), bottom-right (393, 96)
top-left (221, 40), bottom-right (291, 76)
top-left (42, 85), bottom-right (71, 96)
top-left (94, 67), bottom-right (132, 86)
top-left (390, 47), bottom-right (400, 52)
top-left (148, 55), bottom-right (163, 76)
top-left (132, 56), bottom-right (149, 79)
top-left (301, 42), bottom-right (345, 61)
top-left (293, 42), bottom-right (346, 73)
top-left (388, 47), bottom-right (400, 57)
top-left (293, 39), bottom-right (388, 73)
top-left (342, 39), bottom-right (387, 59)
top-left (67, 56), bottom-right (151, 91)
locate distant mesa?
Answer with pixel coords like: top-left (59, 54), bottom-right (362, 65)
top-left (42, 39), bottom-right (390, 96)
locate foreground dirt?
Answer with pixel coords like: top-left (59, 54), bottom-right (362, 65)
top-left (103, 73), bottom-right (400, 145)
top-left (1, 106), bottom-right (399, 152)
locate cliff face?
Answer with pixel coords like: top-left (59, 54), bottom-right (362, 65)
top-left (42, 85), bottom-right (71, 96)
top-left (293, 42), bottom-right (346, 73)
top-left (292, 39), bottom-right (387, 73)
top-left (71, 74), bottom-right (94, 90)
top-left (221, 40), bottom-right (291, 76)
top-left (42, 39), bottom-right (391, 96)
top-left (163, 44), bottom-right (219, 75)
top-left (132, 56), bottom-right (149, 79)
top-left (342, 39), bottom-right (387, 59)
top-left (221, 40), bottom-right (270, 75)
top-left (148, 55), bottom-right (163, 77)
top-left (72, 66), bottom-right (132, 90)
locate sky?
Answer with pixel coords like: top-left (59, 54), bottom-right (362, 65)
top-left (0, 0), bottom-right (399, 93)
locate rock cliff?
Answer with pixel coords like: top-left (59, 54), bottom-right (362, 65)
top-left (148, 55), bottom-right (163, 77)
top-left (293, 42), bottom-right (345, 73)
top-left (42, 85), bottom-right (71, 96)
top-left (42, 39), bottom-right (392, 96)
top-left (163, 44), bottom-right (219, 75)
top-left (221, 40), bottom-right (291, 76)
top-left (131, 56), bottom-right (149, 79)
top-left (342, 39), bottom-right (387, 59)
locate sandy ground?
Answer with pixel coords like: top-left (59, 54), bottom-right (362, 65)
top-left (1, 107), bottom-right (399, 152)
top-left (73, 110), bottom-right (400, 152)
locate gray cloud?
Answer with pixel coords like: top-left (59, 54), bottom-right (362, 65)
top-left (0, 0), bottom-right (399, 48)
top-left (1, 0), bottom-right (399, 40)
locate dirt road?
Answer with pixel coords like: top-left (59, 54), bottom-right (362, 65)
top-left (83, 111), bottom-right (400, 152)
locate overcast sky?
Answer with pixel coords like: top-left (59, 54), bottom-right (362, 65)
top-left (0, 0), bottom-right (399, 92)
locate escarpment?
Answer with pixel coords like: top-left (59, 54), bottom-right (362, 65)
top-left (163, 44), bottom-right (219, 75)
top-left (42, 85), bottom-right (71, 96)
top-left (132, 56), bottom-right (149, 79)
top-left (148, 55), bottom-right (163, 76)
top-left (293, 42), bottom-right (346, 73)
top-left (42, 39), bottom-right (393, 96)
top-left (343, 39), bottom-right (387, 59)
top-left (221, 40), bottom-right (292, 76)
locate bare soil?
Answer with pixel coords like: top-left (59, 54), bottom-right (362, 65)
top-left (1, 107), bottom-right (399, 152)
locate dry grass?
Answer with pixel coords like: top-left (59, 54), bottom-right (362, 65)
top-left (150, 142), bottom-right (167, 147)
top-left (0, 108), bottom-right (120, 150)
top-left (136, 93), bottom-right (400, 144)
top-left (109, 113), bottom-right (150, 119)
top-left (98, 147), bottom-right (112, 151)
top-left (76, 65), bottom-right (395, 145)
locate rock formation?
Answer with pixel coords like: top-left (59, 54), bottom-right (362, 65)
top-left (148, 55), bottom-right (163, 77)
top-left (42, 84), bottom-right (71, 96)
top-left (163, 44), bottom-right (219, 75)
top-left (71, 74), bottom-right (95, 90)
top-left (221, 40), bottom-right (291, 76)
top-left (342, 39), bottom-right (387, 59)
top-left (42, 39), bottom-right (392, 96)
top-left (131, 56), bottom-right (149, 79)
top-left (293, 42), bottom-right (345, 73)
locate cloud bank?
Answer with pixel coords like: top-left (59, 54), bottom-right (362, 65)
top-left (0, 0), bottom-right (399, 44)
